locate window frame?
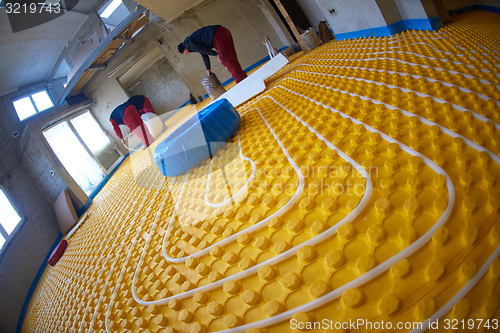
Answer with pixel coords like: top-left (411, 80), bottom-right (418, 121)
top-left (42, 108), bottom-right (124, 184)
top-left (12, 88), bottom-right (55, 122)
top-left (0, 183), bottom-right (25, 252)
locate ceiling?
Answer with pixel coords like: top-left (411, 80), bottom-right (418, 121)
top-left (0, 0), bottom-right (102, 97)
top-left (132, 0), bottom-right (204, 22)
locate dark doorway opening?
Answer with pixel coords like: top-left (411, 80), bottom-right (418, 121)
top-left (269, 0), bottom-right (312, 43)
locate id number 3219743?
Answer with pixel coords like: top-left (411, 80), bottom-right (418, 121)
top-left (441, 319), bottom-right (498, 330)
top-left (5, 2), bottom-right (61, 14)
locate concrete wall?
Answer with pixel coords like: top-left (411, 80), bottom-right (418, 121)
top-left (440, 0), bottom-right (500, 11)
top-left (420, 0), bottom-right (440, 18)
top-left (297, 0), bottom-right (327, 31)
top-left (128, 57), bottom-right (191, 113)
top-left (394, 0), bottom-right (429, 19)
top-left (441, 0), bottom-right (476, 10)
top-left (254, 0), bottom-right (295, 47)
top-left (477, 0), bottom-right (500, 7)
top-left (314, 0), bottom-right (387, 34)
top-left (376, 0), bottom-right (403, 25)
top-left (0, 100), bottom-right (62, 333)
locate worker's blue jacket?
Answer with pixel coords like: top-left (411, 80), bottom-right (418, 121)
top-left (183, 25), bottom-right (221, 70)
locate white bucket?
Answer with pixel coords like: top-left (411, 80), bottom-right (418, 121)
top-left (125, 113), bottom-right (164, 150)
top-left (301, 28), bottom-right (322, 51)
top-left (141, 112), bottom-right (164, 138)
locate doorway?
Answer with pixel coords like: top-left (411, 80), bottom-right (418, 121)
top-left (269, 0), bottom-right (312, 42)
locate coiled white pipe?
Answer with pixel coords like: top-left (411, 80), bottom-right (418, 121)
top-left (204, 130), bottom-right (257, 208)
top-left (132, 97), bottom-right (372, 306)
top-left (215, 84), bottom-right (454, 333)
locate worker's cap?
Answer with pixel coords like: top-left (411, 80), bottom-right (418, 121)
top-left (178, 43), bottom-right (186, 53)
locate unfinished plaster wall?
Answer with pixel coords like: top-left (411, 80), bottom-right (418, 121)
top-left (441, 0), bottom-right (476, 10)
top-left (128, 57), bottom-right (190, 113)
top-left (0, 100), bottom-right (62, 333)
top-left (478, 0), bottom-right (500, 7)
top-left (393, 0), bottom-right (428, 19)
top-left (376, 0), bottom-right (403, 25)
top-left (297, 0), bottom-right (327, 31)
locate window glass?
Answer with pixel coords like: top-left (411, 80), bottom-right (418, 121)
top-left (100, 0), bottom-right (122, 18)
top-left (0, 189), bottom-right (22, 235)
top-left (71, 112), bottom-right (121, 170)
top-left (13, 97), bottom-right (37, 121)
top-left (13, 90), bottom-right (54, 121)
top-left (32, 91), bottom-right (54, 111)
top-left (44, 122), bottom-right (105, 195)
top-left (0, 236), bottom-right (5, 249)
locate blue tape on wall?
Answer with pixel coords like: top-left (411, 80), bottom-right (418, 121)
top-left (16, 232), bottom-right (63, 333)
top-left (334, 16), bottom-right (443, 41)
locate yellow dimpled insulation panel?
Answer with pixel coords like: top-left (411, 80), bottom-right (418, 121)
top-left (23, 10), bottom-right (500, 333)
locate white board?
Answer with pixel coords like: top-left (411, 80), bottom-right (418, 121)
top-left (215, 53), bottom-right (289, 107)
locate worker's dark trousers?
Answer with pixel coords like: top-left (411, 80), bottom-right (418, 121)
top-left (214, 27), bottom-right (247, 83)
top-left (123, 105), bottom-right (154, 147)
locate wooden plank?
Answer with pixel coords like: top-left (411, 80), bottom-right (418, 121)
top-left (88, 64), bottom-right (106, 70)
top-left (271, 0), bottom-right (308, 53)
top-left (108, 40), bottom-right (124, 48)
top-left (74, 71), bottom-right (95, 90)
top-left (101, 49), bottom-right (116, 59)
top-left (134, 16), bottom-right (148, 33)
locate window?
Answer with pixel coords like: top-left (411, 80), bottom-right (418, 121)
top-left (100, 0), bottom-right (122, 19)
top-left (98, 0), bottom-right (129, 31)
top-left (43, 110), bottom-right (123, 195)
top-left (13, 89), bottom-right (54, 121)
top-left (0, 187), bottom-right (24, 250)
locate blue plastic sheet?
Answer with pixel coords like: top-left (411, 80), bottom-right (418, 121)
top-left (153, 99), bottom-right (241, 177)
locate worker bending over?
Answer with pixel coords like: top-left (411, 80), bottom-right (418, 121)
top-left (109, 95), bottom-right (155, 147)
top-left (178, 25), bottom-right (248, 83)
